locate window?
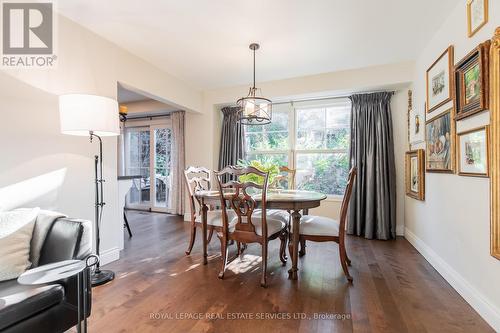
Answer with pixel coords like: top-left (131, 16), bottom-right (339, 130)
top-left (244, 99), bottom-right (351, 196)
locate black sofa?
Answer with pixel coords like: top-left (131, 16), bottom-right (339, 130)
top-left (0, 217), bottom-right (92, 333)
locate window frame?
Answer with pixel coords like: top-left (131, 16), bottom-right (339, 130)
top-left (244, 99), bottom-right (351, 200)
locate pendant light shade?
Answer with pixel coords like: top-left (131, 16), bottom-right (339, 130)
top-left (237, 43), bottom-right (272, 125)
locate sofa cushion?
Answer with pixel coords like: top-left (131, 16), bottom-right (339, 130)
top-left (38, 219), bottom-right (83, 266)
top-left (0, 279), bottom-right (64, 331)
top-left (29, 210), bottom-right (66, 267)
top-left (0, 208), bottom-right (39, 281)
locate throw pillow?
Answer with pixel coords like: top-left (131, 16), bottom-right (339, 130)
top-left (0, 208), bottom-right (39, 281)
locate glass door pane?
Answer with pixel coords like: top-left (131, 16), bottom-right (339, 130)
top-left (152, 126), bottom-right (172, 211)
top-left (125, 127), bottom-right (151, 209)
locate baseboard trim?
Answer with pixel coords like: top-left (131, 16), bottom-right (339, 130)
top-left (99, 247), bottom-right (120, 266)
top-left (404, 228), bottom-right (500, 331)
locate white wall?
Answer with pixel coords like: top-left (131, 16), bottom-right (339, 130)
top-left (404, 1), bottom-right (500, 330)
top-left (186, 62), bottom-right (412, 232)
top-left (0, 15), bottom-right (202, 264)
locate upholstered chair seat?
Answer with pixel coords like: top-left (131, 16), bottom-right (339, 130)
top-left (292, 215), bottom-right (340, 237)
top-left (194, 210), bottom-right (236, 226)
top-left (230, 216), bottom-right (286, 237)
top-left (253, 209), bottom-right (290, 225)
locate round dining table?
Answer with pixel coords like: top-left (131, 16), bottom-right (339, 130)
top-left (195, 189), bottom-right (327, 280)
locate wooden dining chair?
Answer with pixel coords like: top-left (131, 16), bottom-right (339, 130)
top-left (215, 166), bottom-right (288, 287)
top-left (184, 166), bottom-right (235, 255)
top-left (291, 167), bottom-right (357, 282)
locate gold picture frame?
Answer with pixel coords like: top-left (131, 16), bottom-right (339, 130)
top-left (426, 46), bottom-right (454, 113)
top-left (467, 0), bottom-right (488, 38)
top-left (405, 149), bottom-right (425, 200)
top-left (454, 41), bottom-right (490, 120)
top-left (425, 108), bottom-right (455, 173)
top-left (489, 27), bottom-right (500, 260)
top-left (456, 126), bottom-right (490, 177)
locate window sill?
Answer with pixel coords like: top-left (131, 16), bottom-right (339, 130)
top-left (324, 195), bottom-right (344, 203)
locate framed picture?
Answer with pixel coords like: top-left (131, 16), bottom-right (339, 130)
top-left (426, 46), bottom-right (454, 113)
top-left (425, 109), bottom-right (455, 173)
top-left (467, 0), bottom-right (488, 38)
top-left (409, 102), bottom-right (425, 146)
top-left (457, 126), bottom-right (489, 177)
top-left (455, 41), bottom-right (490, 120)
top-left (405, 149), bottom-right (425, 200)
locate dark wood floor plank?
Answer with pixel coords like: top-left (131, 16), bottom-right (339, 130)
top-left (82, 212), bottom-right (494, 333)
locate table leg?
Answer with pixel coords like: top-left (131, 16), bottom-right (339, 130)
top-left (288, 210), bottom-right (301, 280)
top-left (82, 269), bottom-right (87, 333)
top-left (202, 203), bottom-right (208, 265)
top-left (77, 271), bottom-right (82, 333)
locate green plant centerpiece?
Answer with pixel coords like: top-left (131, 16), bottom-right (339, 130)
top-left (237, 159), bottom-right (280, 187)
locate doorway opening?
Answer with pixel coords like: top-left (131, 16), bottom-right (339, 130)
top-left (117, 83), bottom-right (181, 214)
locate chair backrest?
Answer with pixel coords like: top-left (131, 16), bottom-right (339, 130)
top-left (184, 166), bottom-right (211, 219)
top-left (271, 166), bottom-right (296, 189)
top-left (215, 166), bottom-right (269, 241)
top-left (339, 167), bottom-right (357, 237)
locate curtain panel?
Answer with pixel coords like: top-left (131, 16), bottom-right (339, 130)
top-left (348, 92), bottom-right (396, 240)
top-left (218, 106), bottom-right (245, 175)
top-left (170, 111), bottom-right (185, 215)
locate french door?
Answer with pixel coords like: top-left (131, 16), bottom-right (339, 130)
top-left (124, 120), bottom-right (172, 212)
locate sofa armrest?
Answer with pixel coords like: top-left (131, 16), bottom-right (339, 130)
top-left (38, 218), bottom-right (92, 266)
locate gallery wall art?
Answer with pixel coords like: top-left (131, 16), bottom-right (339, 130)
top-left (467, 0), bottom-right (488, 38)
top-left (455, 41), bottom-right (490, 120)
top-left (425, 109), bottom-right (455, 173)
top-left (426, 46), bottom-right (454, 113)
top-left (405, 149), bottom-right (425, 200)
top-left (457, 126), bottom-right (489, 177)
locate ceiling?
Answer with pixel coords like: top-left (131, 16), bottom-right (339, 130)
top-left (58, 0), bottom-right (460, 90)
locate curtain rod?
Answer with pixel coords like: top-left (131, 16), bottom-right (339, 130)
top-left (270, 89), bottom-right (395, 106)
top-left (125, 113), bottom-right (171, 121)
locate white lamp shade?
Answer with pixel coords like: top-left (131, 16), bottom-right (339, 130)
top-left (59, 94), bottom-right (120, 136)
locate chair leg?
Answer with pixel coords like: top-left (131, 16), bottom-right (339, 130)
top-left (279, 230), bottom-right (288, 265)
top-left (218, 236), bottom-right (228, 280)
top-left (345, 252), bottom-right (352, 266)
top-left (207, 227), bottom-right (214, 244)
top-left (185, 223), bottom-right (197, 255)
top-left (261, 241), bottom-right (268, 287)
top-left (237, 241), bottom-right (242, 256)
top-left (299, 238), bottom-right (306, 257)
top-left (124, 211), bottom-right (132, 238)
top-left (339, 244), bottom-right (353, 283)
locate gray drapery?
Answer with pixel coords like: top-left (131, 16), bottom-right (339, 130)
top-left (348, 92), bottom-right (396, 240)
top-left (218, 106), bottom-right (245, 173)
top-left (170, 111), bottom-right (185, 215)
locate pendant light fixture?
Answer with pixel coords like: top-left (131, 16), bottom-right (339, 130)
top-left (237, 43), bottom-right (272, 125)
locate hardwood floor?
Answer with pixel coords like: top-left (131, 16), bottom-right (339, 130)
top-left (87, 211), bottom-right (493, 333)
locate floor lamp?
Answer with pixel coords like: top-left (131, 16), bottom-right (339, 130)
top-left (59, 94), bottom-right (120, 286)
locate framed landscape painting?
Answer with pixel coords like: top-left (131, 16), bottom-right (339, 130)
top-left (405, 149), bottom-right (425, 200)
top-left (425, 109), bottom-right (455, 173)
top-left (467, 0), bottom-right (488, 37)
top-left (426, 46), bottom-right (454, 113)
top-left (457, 126), bottom-right (489, 177)
top-left (455, 41), bottom-right (490, 120)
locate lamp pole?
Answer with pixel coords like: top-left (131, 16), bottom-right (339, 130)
top-left (89, 131), bottom-right (115, 286)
